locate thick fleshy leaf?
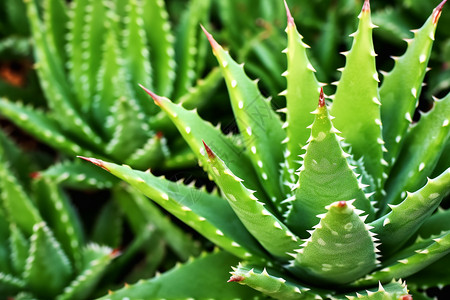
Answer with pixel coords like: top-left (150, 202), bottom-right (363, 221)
top-left (355, 230), bottom-right (450, 286)
top-left (406, 253), bottom-right (450, 290)
top-left (23, 222), bottom-right (73, 298)
top-left (0, 99), bottom-right (92, 157)
top-left (173, 0), bottom-right (211, 99)
top-left (0, 273), bottom-right (25, 295)
top-left (57, 244), bottom-right (116, 300)
top-left (379, 0), bottom-right (446, 165)
top-left (140, 86), bottom-right (264, 197)
top-left (96, 250), bottom-right (259, 300)
top-left (331, 0), bottom-right (385, 192)
top-left (203, 26), bottom-right (286, 205)
top-left (115, 185), bottom-right (201, 261)
top-left (80, 157), bottom-right (263, 259)
top-left (282, 2), bottom-right (320, 181)
top-left (381, 92), bottom-right (450, 210)
top-left (229, 263), bottom-right (321, 300)
top-left (286, 92), bottom-right (373, 236)
top-left (32, 177), bottom-right (84, 268)
top-left (0, 158), bottom-right (42, 235)
top-left (202, 142), bottom-right (299, 259)
top-left (121, 0), bottom-right (153, 114)
top-left (40, 160), bottom-right (118, 189)
top-left (371, 169), bottom-right (450, 256)
top-left (292, 201), bottom-right (378, 285)
top-left (9, 224), bottom-right (29, 275)
top-left (340, 280), bottom-right (410, 300)
top-left (142, 0), bottom-right (175, 97)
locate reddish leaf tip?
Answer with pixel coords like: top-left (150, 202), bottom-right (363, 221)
top-left (284, 0), bottom-right (295, 26)
top-left (29, 172), bottom-right (41, 179)
top-left (77, 156), bottom-right (110, 172)
top-left (139, 84), bottom-right (162, 105)
top-left (400, 295), bottom-right (413, 300)
top-left (337, 201), bottom-right (347, 208)
top-left (228, 275), bottom-right (245, 282)
top-left (200, 24), bottom-right (219, 50)
top-left (433, 0), bottom-right (447, 24)
top-left (362, 0), bottom-right (370, 12)
top-left (318, 87), bottom-right (325, 107)
top-left (202, 140), bottom-right (215, 159)
top-left (156, 131), bottom-right (164, 139)
top-left (110, 248), bottom-right (122, 259)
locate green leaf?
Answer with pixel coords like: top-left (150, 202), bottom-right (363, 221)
top-left (283, 3), bottom-right (320, 180)
top-left (229, 263), bottom-right (321, 300)
top-left (0, 273), bottom-right (25, 295)
top-left (406, 253), bottom-right (450, 290)
top-left (0, 158), bottom-right (42, 236)
top-left (41, 160), bottom-right (118, 189)
top-left (91, 200), bottom-right (123, 249)
top-left (0, 99), bottom-right (92, 157)
top-left (417, 207), bottom-right (450, 239)
top-left (0, 209), bottom-right (11, 274)
top-left (371, 169), bottom-right (450, 256)
top-left (32, 177), bottom-right (84, 269)
top-left (57, 244), bottom-right (116, 300)
top-left (201, 143), bottom-right (299, 260)
top-left (173, 0), bottom-right (211, 99)
top-left (286, 93), bottom-right (373, 236)
top-left (23, 222), bottom-right (73, 298)
top-left (142, 0), bottom-right (176, 97)
top-left (80, 157), bottom-right (263, 259)
top-left (96, 250), bottom-right (260, 300)
top-left (43, 0), bottom-right (69, 68)
top-left (379, 2), bottom-right (444, 165)
top-left (203, 26), bottom-right (286, 204)
top-left (331, 1), bottom-right (385, 191)
top-left (342, 280), bottom-right (410, 300)
top-left (292, 201), bottom-right (378, 285)
top-left (9, 224), bottom-right (29, 275)
top-left (121, 0), bottom-right (154, 116)
top-left (381, 92), bottom-right (450, 210)
top-left (115, 185), bottom-right (201, 261)
top-left (140, 87), bottom-right (264, 198)
top-left (355, 230), bottom-right (450, 286)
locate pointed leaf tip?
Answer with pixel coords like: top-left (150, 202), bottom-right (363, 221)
top-left (318, 87), bottom-right (325, 107)
top-left (400, 295), bottom-right (412, 300)
top-left (139, 84), bottom-right (162, 105)
top-left (29, 172), bottom-right (41, 179)
top-left (362, 0), bottom-right (371, 12)
top-left (200, 24), bottom-right (219, 50)
top-left (337, 201), bottom-right (348, 208)
top-left (156, 131), bottom-right (164, 139)
top-left (228, 275), bottom-right (245, 282)
top-left (433, 0), bottom-right (447, 24)
top-left (77, 156), bottom-right (110, 172)
top-left (202, 140), bottom-right (215, 159)
top-left (110, 248), bottom-right (122, 259)
top-left (284, 0), bottom-right (295, 26)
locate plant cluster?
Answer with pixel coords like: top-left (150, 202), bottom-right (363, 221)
top-left (0, 0), bottom-right (449, 299)
top-left (83, 0), bottom-right (450, 299)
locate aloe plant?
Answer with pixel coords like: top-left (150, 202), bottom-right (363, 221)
top-left (0, 130), bottom-right (117, 299)
top-left (0, 128), bottom-right (204, 299)
top-left (82, 0), bottom-right (450, 299)
top-left (0, 0), bottom-right (221, 172)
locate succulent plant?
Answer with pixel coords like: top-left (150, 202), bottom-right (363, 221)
top-left (0, 0), bottom-right (221, 172)
top-left (0, 130), bottom-right (117, 299)
top-left (82, 0), bottom-right (450, 299)
top-left (0, 127), bottom-right (203, 299)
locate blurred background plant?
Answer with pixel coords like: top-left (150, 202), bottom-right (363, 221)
top-left (0, 0), bottom-right (45, 106)
top-left (0, 129), bottom-right (203, 299)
